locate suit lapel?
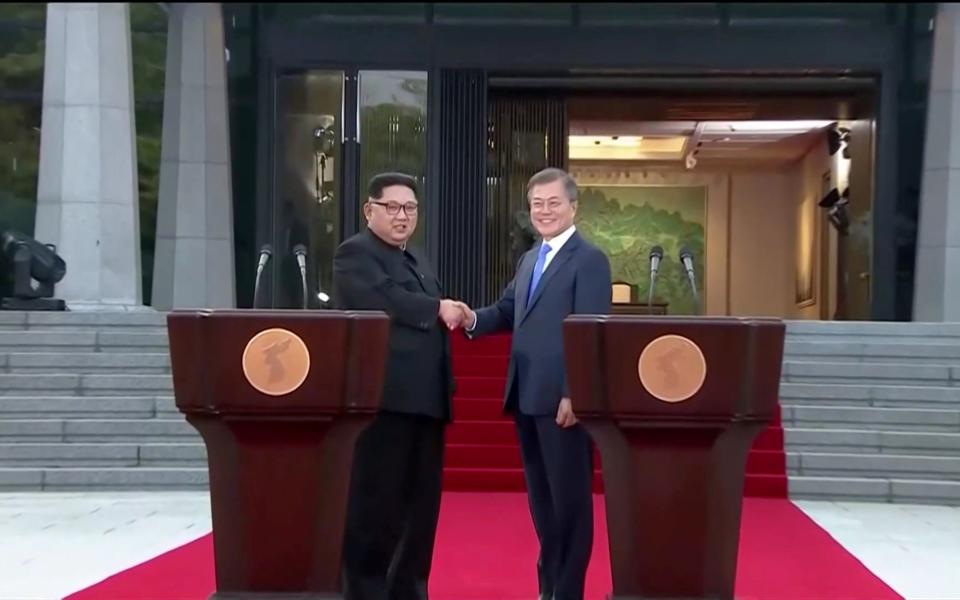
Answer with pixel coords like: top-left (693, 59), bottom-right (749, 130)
top-left (520, 233), bottom-right (581, 324)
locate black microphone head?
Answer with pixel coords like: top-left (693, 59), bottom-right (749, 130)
top-left (259, 244), bottom-right (272, 257)
top-left (649, 245), bottom-right (664, 259)
top-left (679, 246), bottom-right (693, 261)
top-left (293, 243), bottom-right (307, 257)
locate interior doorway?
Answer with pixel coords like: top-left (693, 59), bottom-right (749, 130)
top-left (486, 76), bottom-right (877, 320)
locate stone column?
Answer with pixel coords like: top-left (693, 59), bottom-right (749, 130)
top-left (151, 2), bottom-right (236, 309)
top-left (34, 3), bottom-right (143, 310)
top-left (915, 3), bottom-right (960, 321)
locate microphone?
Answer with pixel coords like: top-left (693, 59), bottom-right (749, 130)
top-left (257, 244), bottom-right (273, 271)
top-left (253, 244), bottom-right (272, 309)
top-left (647, 245), bottom-right (663, 308)
top-left (678, 246), bottom-right (701, 313)
top-left (293, 244), bottom-right (308, 310)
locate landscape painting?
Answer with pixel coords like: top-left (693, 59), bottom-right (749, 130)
top-left (576, 185), bottom-right (707, 315)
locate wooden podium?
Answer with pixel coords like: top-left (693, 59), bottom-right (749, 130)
top-left (167, 309), bottom-right (389, 600)
top-left (563, 315), bottom-right (785, 600)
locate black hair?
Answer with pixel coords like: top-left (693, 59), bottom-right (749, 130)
top-left (368, 172), bottom-right (418, 200)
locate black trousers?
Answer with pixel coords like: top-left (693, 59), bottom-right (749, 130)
top-left (516, 413), bottom-right (594, 600)
top-left (342, 411), bottom-right (446, 600)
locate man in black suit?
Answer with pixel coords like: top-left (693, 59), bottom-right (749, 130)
top-left (457, 168), bottom-right (612, 600)
top-left (333, 172), bottom-right (465, 600)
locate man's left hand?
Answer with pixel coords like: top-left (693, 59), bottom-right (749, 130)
top-left (556, 397), bottom-right (577, 428)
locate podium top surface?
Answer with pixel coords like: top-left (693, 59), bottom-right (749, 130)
top-left (167, 308), bottom-right (389, 321)
top-left (564, 314), bottom-right (785, 327)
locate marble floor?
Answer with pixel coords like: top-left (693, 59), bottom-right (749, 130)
top-left (0, 493), bottom-right (958, 600)
top-left (796, 499), bottom-right (960, 600)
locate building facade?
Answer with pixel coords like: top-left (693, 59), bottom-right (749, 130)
top-left (2, 3), bottom-right (958, 321)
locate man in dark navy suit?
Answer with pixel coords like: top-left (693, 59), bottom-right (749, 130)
top-left (333, 172), bottom-right (465, 600)
top-left (457, 167), bottom-right (612, 600)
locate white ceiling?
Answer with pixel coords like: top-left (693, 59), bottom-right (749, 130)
top-left (568, 120), bottom-right (833, 165)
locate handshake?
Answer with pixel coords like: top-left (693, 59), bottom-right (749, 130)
top-left (438, 299), bottom-right (476, 331)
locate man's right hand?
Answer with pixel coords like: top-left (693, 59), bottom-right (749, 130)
top-left (454, 301), bottom-right (477, 331)
top-left (439, 299), bottom-right (465, 330)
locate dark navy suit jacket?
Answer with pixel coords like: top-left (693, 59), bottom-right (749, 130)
top-left (469, 229), bottom-right (612, 416)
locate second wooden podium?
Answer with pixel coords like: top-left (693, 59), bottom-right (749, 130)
top-left (564, 315), bottom-right (785, 600)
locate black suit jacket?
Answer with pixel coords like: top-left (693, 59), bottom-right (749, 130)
top-left (332, 228), bottom-right (454, 421)
top-left (469, 230), bottom-right (612, 416)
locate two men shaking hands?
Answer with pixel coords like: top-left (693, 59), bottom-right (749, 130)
top-left (437, 299), bottom-right (475, 331)
top-left (335, 168), bottom-right (612, 600)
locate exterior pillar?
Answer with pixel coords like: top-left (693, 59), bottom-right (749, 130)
top-left (915, 3), bottom-right (960, 321)
top-left (151, 2), bottom-right (236, 309)
top-left (34, 3), bottom-right (143, 310)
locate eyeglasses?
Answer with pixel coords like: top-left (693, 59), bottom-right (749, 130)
top-left (529, 200), bottom-right (567, 213)
top-left (370, 201), bottom-right (418, 216)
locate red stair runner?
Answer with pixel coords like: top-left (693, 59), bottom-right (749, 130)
top-left (444, 334), bottom-right (788, 497)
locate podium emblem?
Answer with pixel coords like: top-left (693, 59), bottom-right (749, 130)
top-left (638, 334), bottom-right (707, 403)
top-left (242, 328), bottom-right (311, 396)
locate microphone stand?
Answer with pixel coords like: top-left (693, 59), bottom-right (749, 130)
top-left (647, 272), bottom-right (657, 310)
top-left (685, 270), bottom-right (701, 314)
top-left (300, 267), bottom-right (308, 310)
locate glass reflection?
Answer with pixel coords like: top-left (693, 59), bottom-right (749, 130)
top-left (274, 70), bottom-right (343, 308)
top-left (359, 70), bottom-right (428, 248)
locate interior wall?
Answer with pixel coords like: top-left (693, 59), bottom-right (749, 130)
top-left (727, 170), bottom-right (795, 316)
top-left (796, 133), bottom-right (836, 320)
top-left (571, 136), bottom-right (837, 319)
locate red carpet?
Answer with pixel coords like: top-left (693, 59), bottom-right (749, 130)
top-left (446, 334), bottom-right (788, 497)
top-left (68, 494), bottom-right (901, 600)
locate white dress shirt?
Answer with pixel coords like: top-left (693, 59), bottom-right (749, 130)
top-left (539, 224), bottom-right (577, 272)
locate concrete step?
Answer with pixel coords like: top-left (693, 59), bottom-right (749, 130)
top-left (785, 320), bottom-right (960, 340)
top-left (0, 311), bottom-right (168, 332)
top-left (789, 452), bottom-right (960, 481)
top-left (0, 442), bottom-right (207, 467)
top-left (0, 467), bottom-right (207, 490)
top-left (784, 340), bottom-right (960, 363)
top-left (784, 405), bottom-right (960, 433)
top-left (0, 352), bottom-right (170, 374)
top-left (0, 331), bottom-right (168, 353)
top-left (0, 396), bottom-right (165, 419)
top-left (0, 374), bottom-right (172, 396)
top-left (779, 382), bottom-right (960, 409)
top-left (788, 475), bottom-right (960, 505)
top-left (0, 443), bottom-right (141, 467)
top-left (0, 419), bottom-right (196, 443)
top-left (782, 361), bottom-right (958, 386)
top-left (785, 428), bottom-right (960, 456)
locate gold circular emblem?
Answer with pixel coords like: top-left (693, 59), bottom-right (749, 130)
top-left (637, 334), bottom-right (707, 403)
top-left (241, 328), bottom-right (311, 396)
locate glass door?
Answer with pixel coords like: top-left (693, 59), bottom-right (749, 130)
top-left (267, 68), bottom-right (429, 309)
top-left (358, 70), bottom-right (429, 249)
top-left (271, 70), bottom-right (345, 309)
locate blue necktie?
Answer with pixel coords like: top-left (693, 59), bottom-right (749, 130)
top-left (527, 242), bottom-right (552, 306)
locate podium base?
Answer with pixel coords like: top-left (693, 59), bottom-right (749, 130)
top-left (210, 593), bottom-right (342, 600)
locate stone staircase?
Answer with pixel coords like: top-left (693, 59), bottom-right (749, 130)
top-left (781, 321), bottom-right (960, 505)
top-left (1, 312), bottom-right (959, 505)
top-left (0, 311), bottom-right (204, 490)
